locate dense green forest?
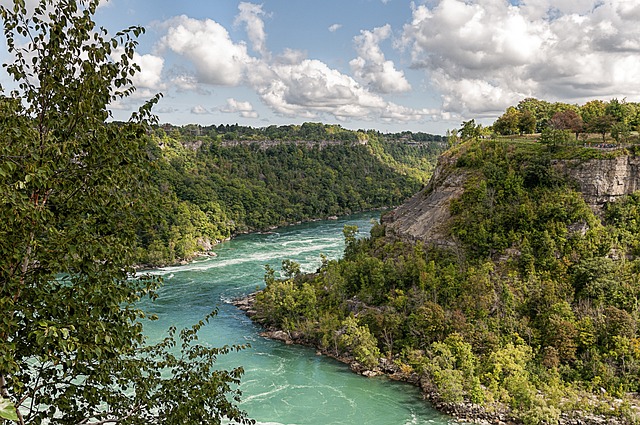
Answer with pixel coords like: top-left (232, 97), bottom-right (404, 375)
top-left (136, 126), bottom-right (445, 265)
top-left (253, 137), bottom-right (640, 424)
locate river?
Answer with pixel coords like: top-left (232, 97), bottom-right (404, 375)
top-left (141, 213), bottom-right (457, 425)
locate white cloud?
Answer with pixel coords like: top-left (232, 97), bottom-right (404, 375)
top-left (111, 47), bottom-right (164, 93)
top-left (164, 68), bottom-right (213, 95)
top-left (519, 0), bottom-right (606, 20)
top-left (220, 98), bottom-right (259, 118)
top-left (275, 48), bottom-right (307, 65)
top-left (156, 106), bottom-right (177, 114)
top-left (108, 87), bottom-right (159, 111)
top-left (159, 15), bottom-right (253, 86)
top-left (235, 2), bottom-right (270, 58)
top-left (380, 102), bottom-right (441, 122)
top-left (350, 24), bottom-right (411, 94)
top-left (401, 0), bottom-right (640, 116)
top-left (157, 8), bottom-right (433, 125)
top-left (191, 105), bottom-right (210, 115)
top-left (328, 24), bottom-right (342, 32)
top-left (251, 58), bottom-right (430, 123)
top-left (255, 59), bottom-right (382, 117)
top-left (131, 52), bottom-right (164, 89)
top-left (106, 48), bottom-right (164, 113)
top-left (170, 74), bottom-right (199, 91)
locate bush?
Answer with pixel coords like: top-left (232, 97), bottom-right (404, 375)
top-left (339, 316), bottom-right (381, 369)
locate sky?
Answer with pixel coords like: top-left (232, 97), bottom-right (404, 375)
top-left (3, 0), bottom-right (640, 135)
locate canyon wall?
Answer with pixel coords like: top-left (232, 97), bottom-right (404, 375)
top-left (384, 153), bottom-right (640, 245)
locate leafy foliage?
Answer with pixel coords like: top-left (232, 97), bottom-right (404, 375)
top-left (338, 316), bottom-right (381, 369)
top-left (493, 97), bottom-right (640, 145)
top-left (252, 138), bottom-right (640, 423)
top-left (0, 1), bottom-right (252, 423)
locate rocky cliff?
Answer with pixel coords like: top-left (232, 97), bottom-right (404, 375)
top-left (552, 155), bottom-right (640, 210)
top-left (384, 150), bottom-right (640, 244)
top-left (382, 152), bottom-right (467, 246)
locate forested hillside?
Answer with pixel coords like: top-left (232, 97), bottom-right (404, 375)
top-left (252, 137), bottom-right (640, 424)
top-left (136, 125), bottom-right (445, 265)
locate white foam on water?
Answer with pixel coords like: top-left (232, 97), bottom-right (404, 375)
top-left (403, 413), bottom-right (420, 425)
top-left (316, 384), bottom-right (357, 410)
top-left (148, 243), bottom-right (339, 276)
top-left (256, 422), bottom-right (295, 425)
top-left (241, 384), bottom-right (289, 403)
top-left (250, 422), bottom-right (292, 425)
top-left (280, 237), bottom-right (334, 247)
top-left (223, 419), bottom-right (291, 425)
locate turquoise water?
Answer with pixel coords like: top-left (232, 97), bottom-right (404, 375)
top-left (142, 213), bottom-right (456, 425)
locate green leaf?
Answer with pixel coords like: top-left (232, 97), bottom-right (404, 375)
top-left (0, 397), bottom-right (19, 422)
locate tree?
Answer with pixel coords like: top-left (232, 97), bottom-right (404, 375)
top-left (459, 119), bottom-right (482, 141)
top-left (589, 114), bottom-right (615, 143)
top-left (446, 128), bottom-right (460, 147)
top-left (516, 98), bottom-right (552, 132)
top-left (548, 110), bottom-right (583, 140)
top-left (628, 103), bottom-right (640, 132)
top-left (493, 107), bottom-right (520, 135)
top-left (605, 98), bottom-right (630, 124)
top-left (343, 224), bottom-right (359, 258)
top-left (517, 109), bottom-right (537, 134)
top-left (580, 99), bottom-right (606, 127)
top-left (611, 121), bottom-right (630, 144)
top-left (539, 128), bottom-right (572, 149)
top-left (0, 1), bottom-right (252, 423)
top-left (339, 316), bottom-right (380, 369)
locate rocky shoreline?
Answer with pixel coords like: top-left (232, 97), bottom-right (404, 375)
top-left (232, 293), bottom-right (634, 425)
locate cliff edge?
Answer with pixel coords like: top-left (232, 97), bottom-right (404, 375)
top-left (384, 146), bottom-right (640, 244)
top-left (552, 155), bottom-right (640, 210)
top-left (382, 152), bottom-right (467, 247)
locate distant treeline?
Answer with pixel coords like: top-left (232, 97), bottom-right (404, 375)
top-left (136, 124), bottom-right (445, 266)
top-left (157, 121), bottom-right (446, 144)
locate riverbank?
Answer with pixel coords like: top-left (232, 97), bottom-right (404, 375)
top-left (233, 293), bottom-right (636, 425)
top-left (137, 209), bottom-right (389, 270)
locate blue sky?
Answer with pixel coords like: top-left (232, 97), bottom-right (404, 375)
top-left (3, 0), bottom-right (640, 134)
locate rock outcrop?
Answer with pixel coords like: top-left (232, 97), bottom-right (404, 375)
top-left (552, 155), bottom-right (640, 212)
top-left (384, 151), bottom-right (640, 244)
top-left (382, 153), bottom-right (469, 246)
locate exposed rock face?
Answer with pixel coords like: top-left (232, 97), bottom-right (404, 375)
top-left (384, 152), bottom-right (640, 244)
top-left (383, 153), bottom-right (468, 246)
top-left (196, 236), bottom-right (213, 251)
top-left (552, 155), bottom-right (640, 211)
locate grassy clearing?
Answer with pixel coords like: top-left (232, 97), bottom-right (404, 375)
top-left (492, 133), bottom-right (639, 161)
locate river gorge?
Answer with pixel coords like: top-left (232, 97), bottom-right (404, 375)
top-left (140, 213), bottom-right (457, 425)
